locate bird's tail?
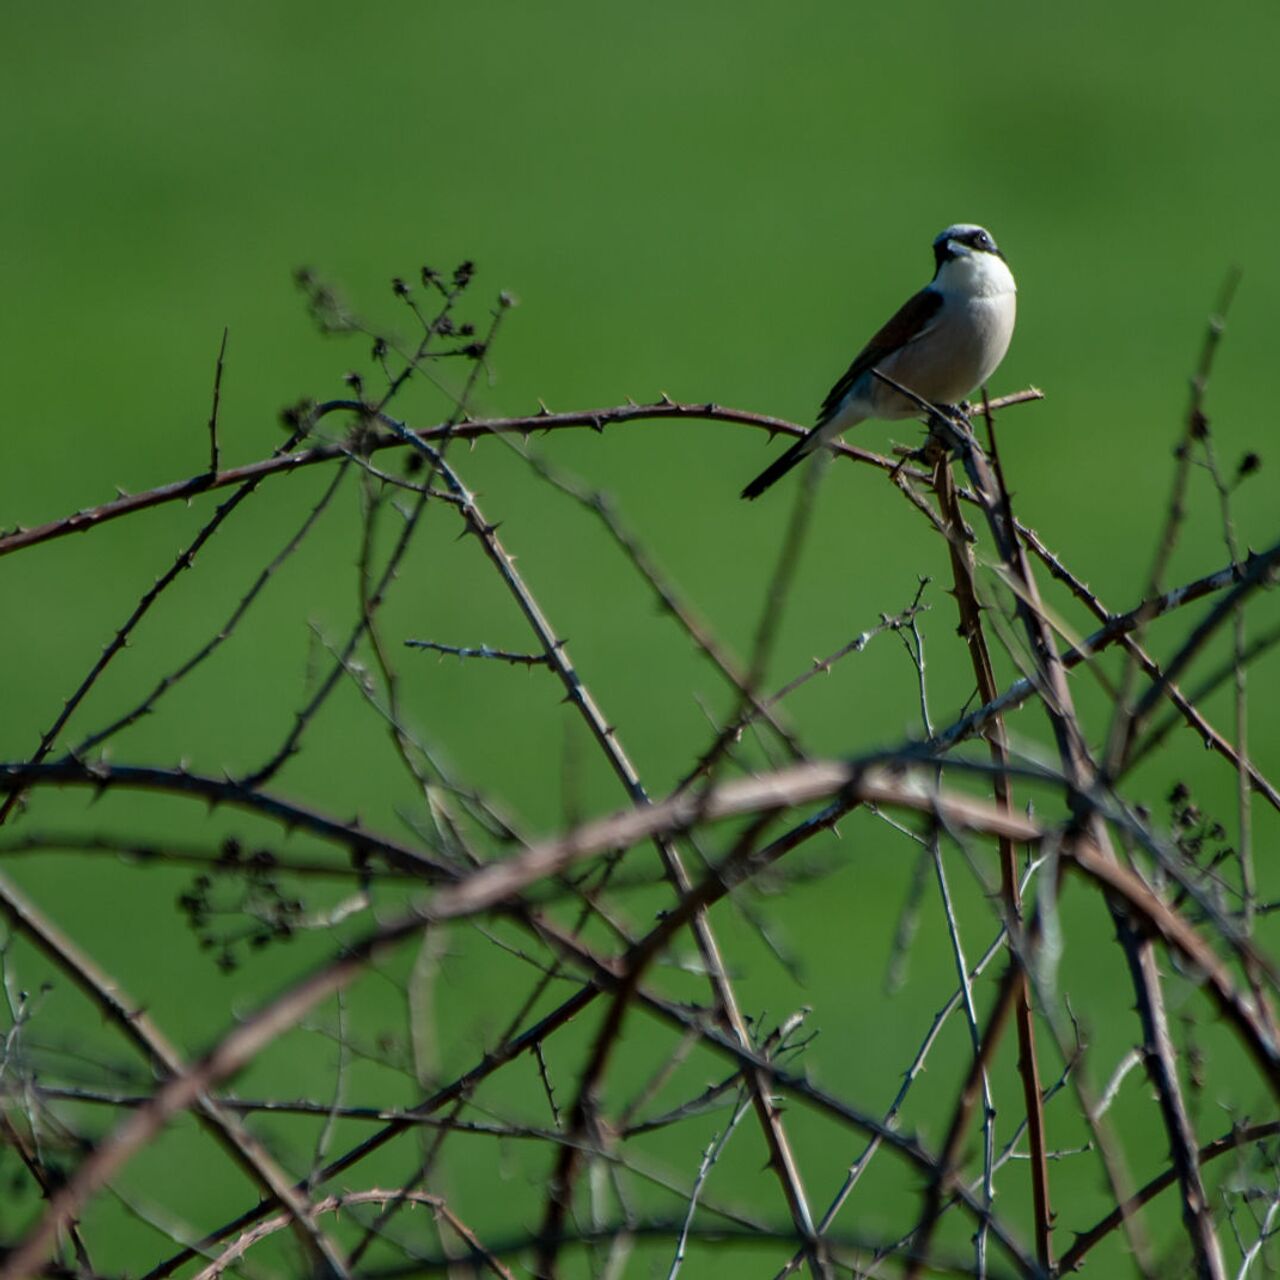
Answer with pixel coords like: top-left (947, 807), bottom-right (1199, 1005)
top-left (740, 434), bottom-right (815, 500)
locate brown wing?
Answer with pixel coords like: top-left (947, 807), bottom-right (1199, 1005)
top-left (816, 287), bottom-right (944, 426)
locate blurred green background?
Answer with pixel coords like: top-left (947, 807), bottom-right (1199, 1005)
top-left (3, 2), bottom-right (1280, 1275)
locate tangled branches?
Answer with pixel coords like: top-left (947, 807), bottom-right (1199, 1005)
top-left (0, 263), bottom-right (1276, 1280)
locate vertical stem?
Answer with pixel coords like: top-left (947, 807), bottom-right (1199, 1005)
top-left (932, 454), bottom-right (1053, 1270)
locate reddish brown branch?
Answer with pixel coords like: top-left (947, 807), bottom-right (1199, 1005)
top-left (931, 451), bottom-right (1052, 1269)
top-left (0, 391), bottom-right (1043, 560)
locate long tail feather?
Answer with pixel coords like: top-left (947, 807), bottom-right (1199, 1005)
top-left (739, 434), bottom-right (814, 500)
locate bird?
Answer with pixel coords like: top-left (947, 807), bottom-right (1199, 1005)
top-left (740, 224), bottom-right (1017, 500)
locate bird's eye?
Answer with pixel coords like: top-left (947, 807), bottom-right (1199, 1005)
top-left (977, 231), bottom-right (992, 248)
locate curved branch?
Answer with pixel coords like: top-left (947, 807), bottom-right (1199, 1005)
top-left (0, 392), bottom-right (1043, 560)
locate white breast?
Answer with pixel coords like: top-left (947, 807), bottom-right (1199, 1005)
top-left (936, 248), bottom-right (1017, 302)
top-left (871, 253), bottom-right (1016, 416)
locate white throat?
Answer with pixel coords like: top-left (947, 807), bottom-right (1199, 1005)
top-left (935, 249), bottom-right (1017, 301)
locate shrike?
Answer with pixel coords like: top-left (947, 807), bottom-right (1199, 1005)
top-left (740, 224), bottom-right (1017, 500)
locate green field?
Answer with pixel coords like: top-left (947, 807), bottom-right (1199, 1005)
top-left (3, 4), bottom-right (1279, 1275)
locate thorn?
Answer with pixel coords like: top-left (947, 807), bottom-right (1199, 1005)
top-left (659, 391), bottom-right (674, 406)
top-left (537, 399), bottom-right (551, 416)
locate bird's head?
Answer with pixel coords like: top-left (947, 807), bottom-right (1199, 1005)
top-left (933, 224), bottom-right (1004, 267)
top-left (931, 224), bottom-right (1015, 296)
